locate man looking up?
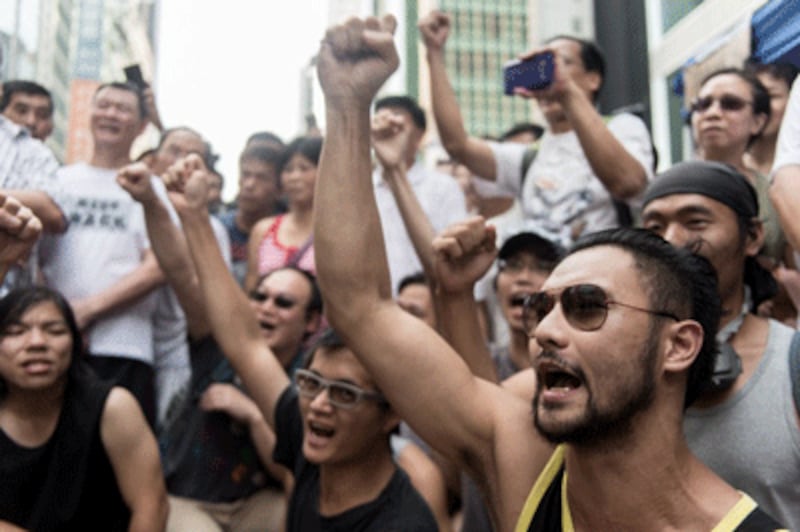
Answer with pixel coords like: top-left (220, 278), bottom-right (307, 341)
top-left (38, 82), bottom-right (167, 426)
top-left (312, 15), bottom-right (784, 529)
top-left (419, 10), bottom-right (653, 245)
top-left (1, 80), bottom-right (54, 142)
top-left (641, 161), bottom-right (800, 530)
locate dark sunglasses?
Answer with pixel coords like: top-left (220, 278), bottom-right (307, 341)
top-left (293, 369), bottom-right (387, 409)
top-left (248, 291), bottom-right (296, 309)
top-left (521, 283), bottom-right (679, 336)
top-left (690, 95), bottom-right (752, 114)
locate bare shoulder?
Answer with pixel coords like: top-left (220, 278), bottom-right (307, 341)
top-left (501, 368), bottom-right (536, 401)
top-left (100, 387), bottom-right (147, 438)
top-left (252, 215), bottom-right (278, 236)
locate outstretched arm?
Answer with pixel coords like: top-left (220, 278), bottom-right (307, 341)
top-left (432, 218), bottom-right (499, 382)
top-left (419, 11), bottom-right (497, 181)
top-left (162, 154), bottom-right (289, 428)
top-left (117, 162), bottom-right (210, 340)
top-left (315, 15), bottom-right (502, 469)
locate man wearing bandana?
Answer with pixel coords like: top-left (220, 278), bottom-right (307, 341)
top-left (641, 160), bottom-right (800, 530)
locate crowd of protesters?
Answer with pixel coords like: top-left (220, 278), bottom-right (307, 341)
top-left (0, 8), bottom-right (799, 532)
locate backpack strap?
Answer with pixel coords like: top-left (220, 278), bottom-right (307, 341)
top-left (790, 331), bottom-right (800, 415)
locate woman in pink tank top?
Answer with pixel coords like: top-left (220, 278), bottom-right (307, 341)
top-left (245, 137), bottom-right (322, 290)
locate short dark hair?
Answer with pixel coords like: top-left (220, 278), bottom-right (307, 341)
top-left (397, 271), bottom-right (428, 294)
top-left (499, 122), bottom-right (545, 142)
top-left (246, 131), bottom-right (285, 149)
top-left (569, 228), bottom-right (721, 408)
top-left (697, 68), bottom-right (771, 147)
top-left (0, 80), bottom-right (53, 114)
top-left (374, 95), bottom-right (427, 132)
top-left (279, 136), bottom-right (323, 174)
top-left (545, 35), bottom-right (606, 100)
top-left (255, 266), bottom-right (323, 321)
top-left (94, 82), bottom-right (147, 120)
top-left (239, 144), bottom-right (283, 170)
top-left (0, 287), bottom-right (86, 400)
top-left (744, 59), bottom-right (799, 90)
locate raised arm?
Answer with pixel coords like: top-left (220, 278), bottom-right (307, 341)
top-left (418, 10), bottom-right (497, 180)
top-left (315, 15), bottom-right (503, 468)
top-left (0, 189), bottom-right (64, 233)
top-left (117, 162), bottom-right (210, 340)
top-left (432, 218), bottom-right (499, 381)
top-left (372, 110), bottom-right (438, 276)
top-left (162, 154), bottom-right (289, 428)
top-left (0, 193), bottom-right (43, 283)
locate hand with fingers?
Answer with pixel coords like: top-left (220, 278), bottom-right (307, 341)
top-left (371, 110), bottom-right (414, 171)
top-left (432, 216), bottom-right (497, 293)
top-left (0, 194), bottom-right (42, 272)
top-left (142, 86), bottom-right (164, 132)
top-left (161, 153), bottom-right (213, 214)
top-left (317, 15), bottom-right (400, 106)
top-left (117, 162), bottom-right (158, 206)
top-left (418, 10), bottom-right (451, 52)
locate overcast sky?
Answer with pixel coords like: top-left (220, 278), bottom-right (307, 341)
top-left (155, 1), bottom-right (328, 199)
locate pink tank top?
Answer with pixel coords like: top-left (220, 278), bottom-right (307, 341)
top-left (256, 215), bottom-right (316, 275)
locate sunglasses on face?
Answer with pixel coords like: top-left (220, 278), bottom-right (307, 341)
top-left (690, 95), bottom-right (752, 114)
top-left (248, 291), bottom-right (296, 309)
top-left (293, 369), bottom-right (388, 409)
top-left (521, 283), bottom-right (680, 336)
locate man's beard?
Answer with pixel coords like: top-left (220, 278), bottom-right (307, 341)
top-left (532, 326), bottom-right (659, 448)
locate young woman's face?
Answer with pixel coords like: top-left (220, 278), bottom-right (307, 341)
top-left (0, 301), bottom-right (73, 394)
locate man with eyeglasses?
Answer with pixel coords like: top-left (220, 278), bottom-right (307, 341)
top-left (150, 153), bottom-right (437, 531)
top-left (312, 15), bottom-right (784, 530)
top-left (641, 160), bottom-right (800, 530)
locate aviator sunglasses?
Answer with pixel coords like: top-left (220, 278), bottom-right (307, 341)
top-left (294, 369), bottom-right (388, 409)
top-left (521, 283), bottom-right (680, 336)
top-left (248, 291), bottom-right (296, 309)
top-left (690, 95), bottom-right (752, 114)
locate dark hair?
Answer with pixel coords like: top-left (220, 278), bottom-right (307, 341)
top-left (374, 95), bottom-right (427, 132)
top-left (239, 144), bottom-right (283, 171)
top-left (545, 35), bottom-right (606, 100)
top-left (697, 68), bottom-right (771, 147)
top-left (94, 82), bottom-right (148, 120)
top-left (500, 122), bottom-right (545, 142)
top-left (569, 228), bottom-right (721, 408)
top-left (155, 126), bottom-right (215, 168)
top-left (279, 136), bottom-right (323, 174)
top-left (397, 271), bottom-right (428, 294)
top-left (0, 287), bottom-right (86, 400)
top-left (744, 59), bottom-right (799, 90)
top-left (255, 266), bottom-right (323, 321)
top-left (246, 131), bottom-right (285, 149)
top-left (0, 80), bottom-right (53, 114)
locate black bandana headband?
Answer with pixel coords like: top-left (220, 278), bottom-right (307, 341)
top-left (643, 161), bottom-right (758, 218)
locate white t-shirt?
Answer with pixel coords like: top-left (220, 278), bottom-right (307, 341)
top-left (773, 77), bottom-right (800, 173)
top-left (486, 113), bottom-right (654, 246)
top-left (373, 161), bottom-right (468, 295)
top-left (39, 163), bottom-right (165, 364)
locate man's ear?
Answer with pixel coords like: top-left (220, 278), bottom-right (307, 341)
top-left (305, 310), bottom-right (322, 336)
top-left (381, 407), bottom-right (402, 435)
top-left (662, 319), bottom-right (704, 374)
top-left (744, 218), bottom-right (765, 258)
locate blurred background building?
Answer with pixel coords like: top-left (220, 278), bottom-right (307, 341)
top-left (3, 0), bottom-right (799, 175)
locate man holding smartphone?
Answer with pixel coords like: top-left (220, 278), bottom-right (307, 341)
top-left (419, 10), bottom-right (654, 246)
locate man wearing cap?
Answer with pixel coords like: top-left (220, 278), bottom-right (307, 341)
top-left (641, 160), bottom-right (800, 530)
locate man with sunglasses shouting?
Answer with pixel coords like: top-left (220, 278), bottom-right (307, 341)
top-left (312, 15), bottom-right (785, 531)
